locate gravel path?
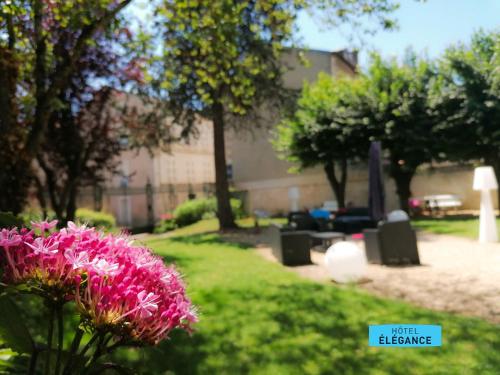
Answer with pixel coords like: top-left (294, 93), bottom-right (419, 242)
top-left (254, 232), bottom-right (500, 323)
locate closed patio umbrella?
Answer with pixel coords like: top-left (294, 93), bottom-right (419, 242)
top-left (368, 141), bottom-right (385, 222)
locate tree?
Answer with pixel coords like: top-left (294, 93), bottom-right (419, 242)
top-left (154, 0), bottom-right (298, 229)
top-left (363, 52), bottom-right (436, 212)
top-left (154, 0), bottom-right (400, 229)
top-left (0, 0), bottom-right (134, 214)
top-left (35, 89), bottom-right (124, 224)
top-left (274, 73), bottom-right (370, 208)
top-left (432, 31), bottom-right (500, 205)
top-left (32, 22), bottom-right (146, 224)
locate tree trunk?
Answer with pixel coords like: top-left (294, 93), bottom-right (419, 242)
top-left (33, 176), bottom-right (48, 219)
top-left (212, 103), bottom-right (236, 230)
top-left (323, 159), bottom-right (348, 209)
top-left (391, 165), bottom-right (415, 213)
top-left (64, 183), bottom-right (79, 225)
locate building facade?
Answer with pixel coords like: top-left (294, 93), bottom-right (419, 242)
top-left (78, 119), bottom-right (215, 229)
top-left (78, 48), bottom-right (491, 228)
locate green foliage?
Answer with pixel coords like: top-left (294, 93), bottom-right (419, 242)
top-left (156, 0), bottom-right (296, 116)
top-left (173, 198), bottom-right (244, 227)
top-left (173, 199), bottom-right (217, 228)
top-left (275, 73), bottom-right (370, 170)
top-left (0, 212), bottom-right (24, 228)
top-left (154, 218), bottom-right (178, 234)
top-left (75, 208), bottom-right (116, 229)
top-left (111, 232), bottom-right (500, 374)
top-left (363, 51), bottom-right (437, 172)
top-left (0, 295), bottom-right (34, 354)
top-left (229, 198), bottom-right (245, 219)
top-left (432, 30), bottom-right (500, 167)
top-left (274, 71), bottom-right (371, 200)
top-left (274, 72), bottom-right (371, 206)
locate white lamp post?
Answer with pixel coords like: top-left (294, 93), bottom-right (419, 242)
top-left (473, 166), bottom-right (498, 243)
top-left (288, 186), bottom-right (300, 212)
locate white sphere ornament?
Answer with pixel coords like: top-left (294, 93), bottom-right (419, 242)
top-left (324, 242), bottom-right (367, 283)
top-left (387, 210), bottom-right (409, 222)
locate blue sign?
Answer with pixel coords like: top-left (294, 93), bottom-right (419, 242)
top-left (368, 325), bottom-right (442, 347)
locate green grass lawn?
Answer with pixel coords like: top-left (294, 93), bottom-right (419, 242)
top-left (412, 216), bottom-right (500, 238)
top-left (113, 224), bottom-right (500, 374)
top-left (156, 217), bottom-right (287, 237)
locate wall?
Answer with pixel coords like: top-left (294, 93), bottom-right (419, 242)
top-left (236, 164), bottom-right (496, 215)
top-left (75, 119), bottom-right (216, 229)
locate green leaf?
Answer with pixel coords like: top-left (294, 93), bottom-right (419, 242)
top-left (0, 295), bottom-right (34, 354)
top-left (87, 362), bottom-right (136, 375)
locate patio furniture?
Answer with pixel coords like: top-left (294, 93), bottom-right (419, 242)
top-left (321, 200), bottom-right (339, 212)
top-left (310, 231), bottom-right (346, 251)
top-left (288, 211), bottom-right (318, 231)
top-left (363, 221), bottom-right (420, 265)
top-left (267, 224), bottom-right (313, 266)
top-left (333, 207), bottom-right (376, 234)
top-left (424, 194), bottom-right (462, 213)
top-left (288, 211), bottom-right (335, 232)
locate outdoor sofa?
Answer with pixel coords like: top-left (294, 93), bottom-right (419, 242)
top-left (332, 207), bottom-right (376, 234)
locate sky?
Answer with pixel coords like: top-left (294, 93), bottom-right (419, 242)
top-left (296, 0), bottom-right (500, 68)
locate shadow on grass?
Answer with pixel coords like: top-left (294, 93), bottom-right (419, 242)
top-left (169, 233), bottom-right (253, 250)
top-left (112, 283), bottom-right (500, 375)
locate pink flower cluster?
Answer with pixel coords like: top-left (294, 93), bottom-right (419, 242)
top-left (0, 221), bottom-right (196, 345)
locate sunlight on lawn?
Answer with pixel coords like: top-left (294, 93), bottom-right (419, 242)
top-left (412, 217), bottom-right (500, 238)
top-left (113, 231), bottom-right (500, 374)
top-left (165, 217), bottom-right (287, 237)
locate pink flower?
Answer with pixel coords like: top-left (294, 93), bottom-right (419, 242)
top-left (64, 249), bottom-right (90, 270)
top-left (0, 228), bottom-right (22, 247)
top-left (25, 237), bottom-right (59, 255)
top-left (67, 221), bottom-right (93, 236)
top-left (31, 220), bottom-right (58, 232)
top-left (92, 258), bottom-right (119, 276)
top-left (0, 221), bottom-right (196, 345)
top-left (136, 291), bottom-right (159, 318)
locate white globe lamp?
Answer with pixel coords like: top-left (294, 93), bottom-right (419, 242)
top-left (387, 210), bottom-right (410, 222)
top-left (324, 242), bottom-right (367, 283)
top-left (473, 166), bottom-right (498, 243)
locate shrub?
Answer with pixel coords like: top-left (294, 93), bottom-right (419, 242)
top-left (75, 208), bottom-right (116, 229)
top-left (230, 198), bottom-right (245, 219)
top-left (173, 197), bottom-right (244, 227)
top-left (174, 198), bottom-right (216, 227)
top-left (18, 209), bottom-right (57, 225)
top-left (154, 218), bottom-right (177, 234)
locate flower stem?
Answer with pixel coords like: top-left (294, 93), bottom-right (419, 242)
top-left (78, 332), bottom-right (100, 359)
top-left (27, 347), bottom-right (39, 375)
top-left (82, 333), bottom-right (106, 374)
top-left (62, 327), bottom-right (84, 375)
top-left (44, 305), bottom-right (55, 375)
top-left (55, 305), bottom-right (64, 375)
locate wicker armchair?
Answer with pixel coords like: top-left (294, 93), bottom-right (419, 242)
top-left (363, 221), bottom-right (420, 265)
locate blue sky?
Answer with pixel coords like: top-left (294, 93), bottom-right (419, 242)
top-left (296, 0), bottom-right (500, 67)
